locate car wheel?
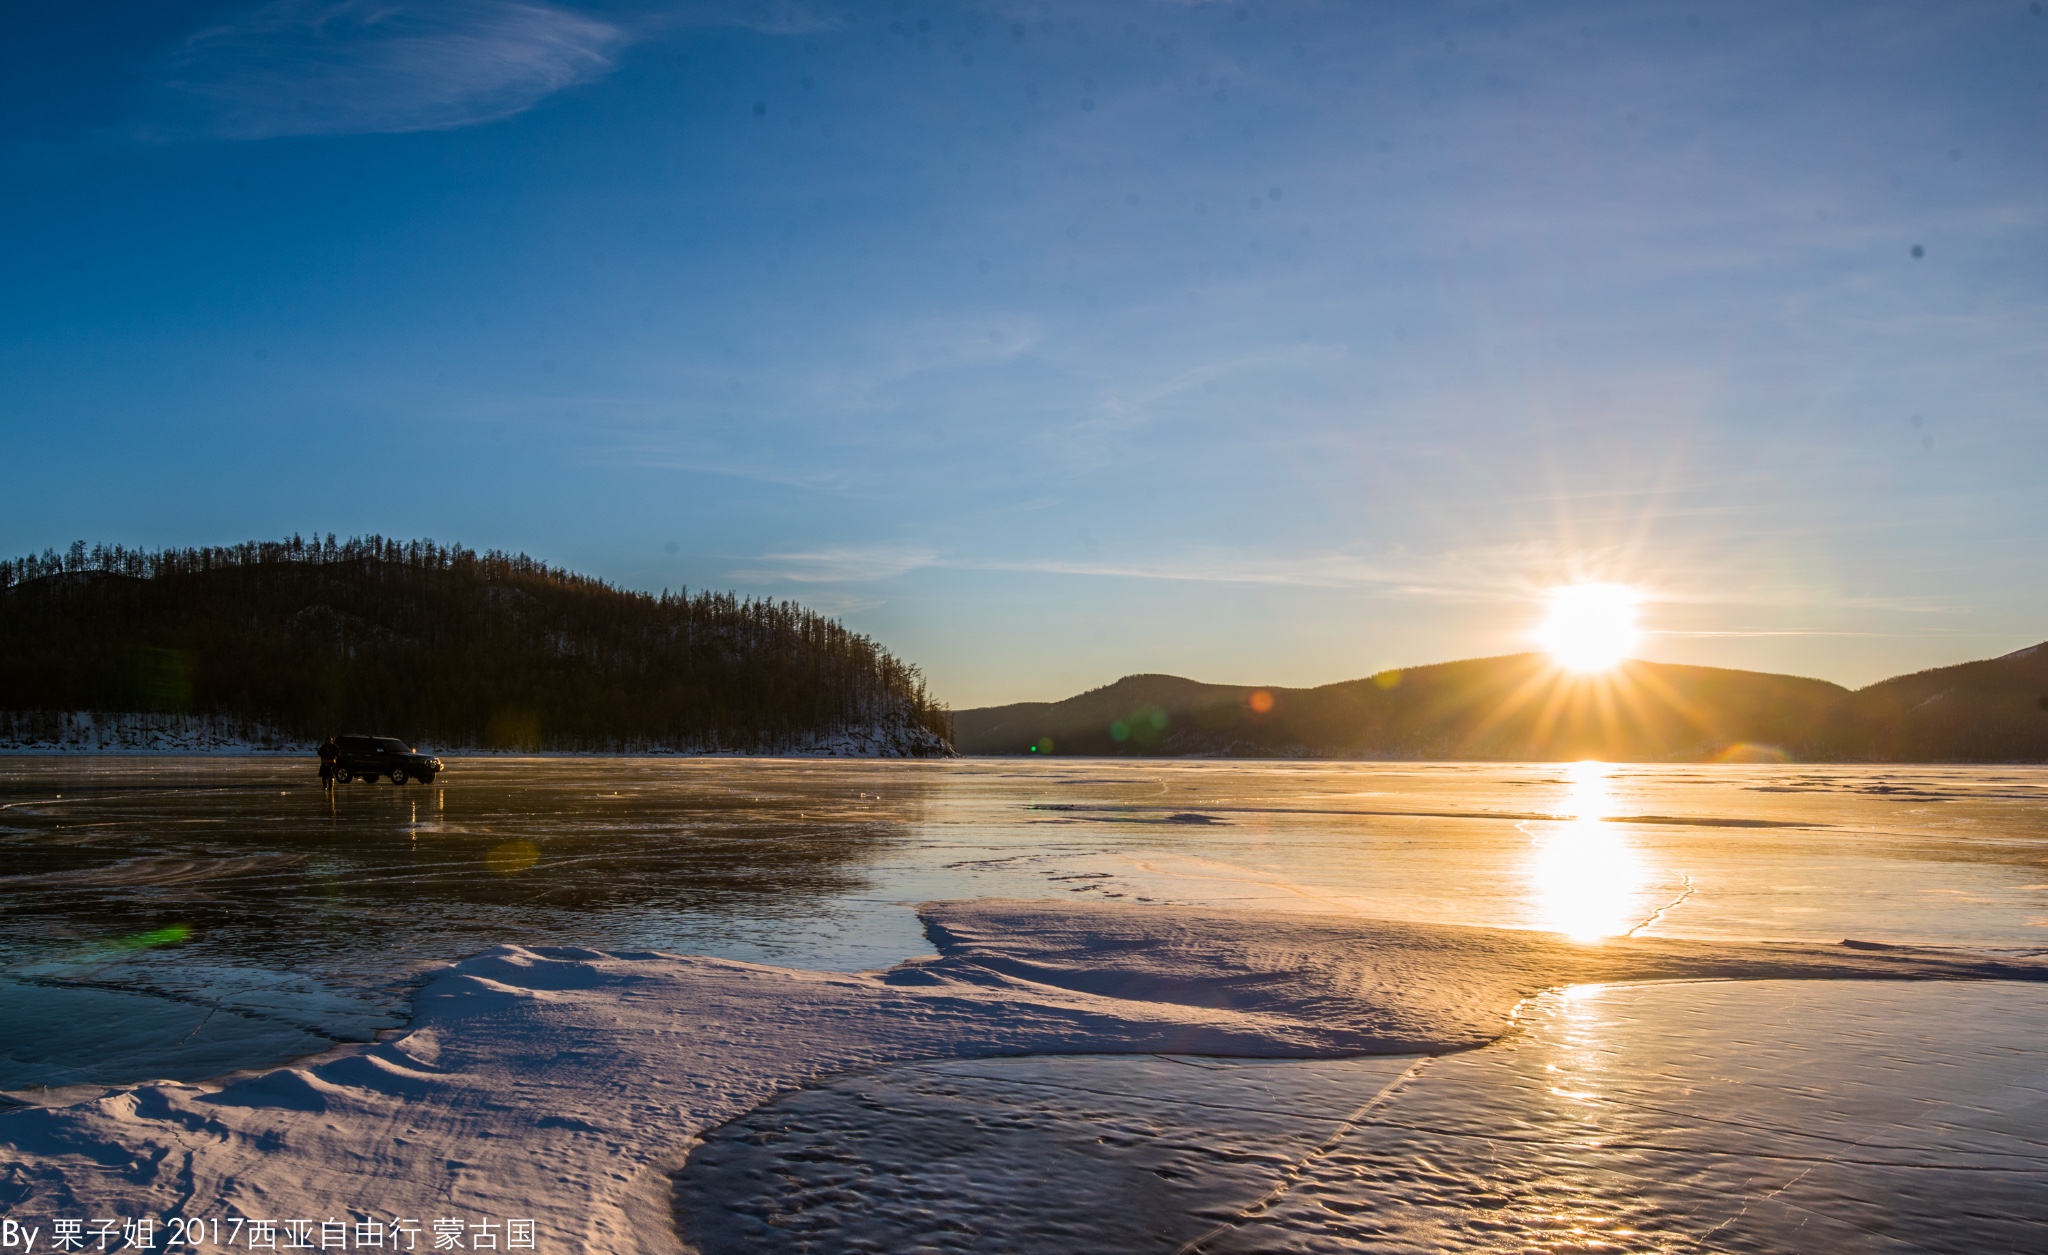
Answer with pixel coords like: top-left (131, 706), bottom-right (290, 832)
top-left (335, 766), bottom-right (353, 784)
top-left (417, 771), bottom-right (437, 785)
top-left (390, 768), bottom-right (409, 786)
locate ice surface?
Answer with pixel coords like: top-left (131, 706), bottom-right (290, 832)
top-left (4, 900), bottom-right (2041, 1253)
top-left (0, 978), bottom-right (334, 1091)
top-left (1198, 979), bottom-right (2048, 1254)
top-left (673, 1054), bottom-right (1422, 1254)
top-left (677, 980), bottom-right (2048, 1255)
top-left (7, 759), bottom-right (2048, 1251)
top-left (9, 757), bottom-right (2048, 1094)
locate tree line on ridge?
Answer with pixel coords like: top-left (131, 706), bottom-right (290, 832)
top-left (0, 536), bottom-right (952, 754)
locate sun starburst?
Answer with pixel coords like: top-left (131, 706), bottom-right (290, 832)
top-left (1536, 584), bottom-right (1642, 672)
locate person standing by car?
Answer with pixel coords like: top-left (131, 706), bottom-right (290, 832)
top-left (317, 736), bottom-right (338, 789)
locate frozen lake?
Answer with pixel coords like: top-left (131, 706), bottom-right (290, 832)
top-left (4, 756), bottom-right (2045, 1091)
top-left (3, 757), bottom-right (2046, 1251)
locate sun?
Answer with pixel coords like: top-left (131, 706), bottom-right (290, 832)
top-left (1536, 583), bottom-right (1642, 672)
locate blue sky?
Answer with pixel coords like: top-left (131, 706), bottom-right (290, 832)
top-left (3, 0), bottom-right (2045, 706)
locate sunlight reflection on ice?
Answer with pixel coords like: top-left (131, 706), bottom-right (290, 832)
top-left (1528, 761), bottom-right (1647, 941)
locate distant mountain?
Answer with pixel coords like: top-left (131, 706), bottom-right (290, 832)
top-left (0, 537), bottom-right (952, 756)
top-left (953, 646), bottom-right (2048, 762)
top-left (1824, 643), bottom-right (2048, 761)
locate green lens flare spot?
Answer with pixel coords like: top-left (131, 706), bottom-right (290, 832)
top-left (114, 924), bottom-right (193, 951)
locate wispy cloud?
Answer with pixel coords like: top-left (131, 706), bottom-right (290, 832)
top-left (722, 535), bottom-right (1957, 626)
top-left (149, 0), bottom-right (628, 140)
top-left (730, 545), bottom-right (940, 584)
top-left (906, 542), bottom-right (1957, 622)
top-left (733, 541), bottom-right (1611, 600)
top-left (958, 550), bottom-right (1443, 592)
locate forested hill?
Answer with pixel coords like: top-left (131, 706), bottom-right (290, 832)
top-left (0, 537), bottom-right (952, 756)
top-left (953, 645), bottom-right (2048, 763)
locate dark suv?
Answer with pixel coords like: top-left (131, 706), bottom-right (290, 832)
top-left (334, 735), bottom-right (442, 785)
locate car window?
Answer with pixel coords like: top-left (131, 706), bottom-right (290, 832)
top-left (376, 738), bottom-right (410, 753)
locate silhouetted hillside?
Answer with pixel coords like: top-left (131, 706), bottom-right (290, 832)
top-left (954, 646), bottom-right (2048, 763)
top-left (1820, 643), bottom-right (2048, 761)
top-left (0, 537), bottom-right (951, 755)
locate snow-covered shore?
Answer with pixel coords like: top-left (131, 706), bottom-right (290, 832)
top-left (0, 711), bottom-right (954, 757)
top-left (0, 712), bottom-right (304, 754)
top-left (2, 900), bottom-right (2039, 1253)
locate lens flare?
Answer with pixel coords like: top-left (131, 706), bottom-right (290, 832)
top-left (112, 924), bottom-right (193, 952)
top-left (1536, 584), bottom-right (1642, 672)
top-left (485, 841), bottom-right (542, 874)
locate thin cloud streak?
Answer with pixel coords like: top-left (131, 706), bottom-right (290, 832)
top-left (1650, 630), bottom-right (1975, 639)
top-left (149, 0), bottom-right (628, 140)
top-left (730, 546), bottom-right (941, 584)
top-left (733, 540), bottom-right (1945, 620)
